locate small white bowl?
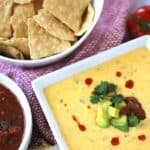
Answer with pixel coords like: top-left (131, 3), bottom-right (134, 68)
top-left (0, 0), bottom-right (104, 68)
top-left (0, 74), bottom-right (32, 150)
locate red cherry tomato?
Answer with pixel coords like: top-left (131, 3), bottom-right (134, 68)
top-left (127, 5), bottom-right (150, 39)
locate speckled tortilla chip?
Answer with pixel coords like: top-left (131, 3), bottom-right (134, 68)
top-left (0, 37), bottom-right (8, 41)
top-left (34, 9), bottom-right (76, 41)
top-left (0, 45), bottom-right (24, 59)
top-left (75, 4), bottom-right (94, 36)
top-left (28, 18), bottom-right (71, 59)
top-left (10, 3), bottom-right (35, 38)
top-left (0, 38), bottom-right (30, 57)
top-left (43, 0), bottom-right (91, 32)
top-left (14, 0), bottom-right (32, 4)
top-left (0, 0), bottom-right (13, 38)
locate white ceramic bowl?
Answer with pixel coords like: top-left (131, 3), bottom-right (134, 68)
top-left (0, 0), bottom-right (104, 68)
top-left (32, 36), bottom-right (150, 150)
top-left (0, 74), bottom-right (32, 150)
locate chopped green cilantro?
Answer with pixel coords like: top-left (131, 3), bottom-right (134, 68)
top-left (111, 94), bottom-right (124, 108)
top-left (90, 94), bottom-right (100, 104)
top-left (90, 81), bottom-right (117, 104)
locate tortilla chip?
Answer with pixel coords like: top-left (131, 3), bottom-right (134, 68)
top-left (14, 0), bottom-right (32, 4)
top-left (28, 18), bottom-right (71, 59)
top-left (43, 0), bottom-right (91, 32)
top-left (0, 0), bottom-right (13, 38)
top-left (0, 45), bottom-right (24, 59)
top-left (75, 4), bottom-right (94, 36)
top-left (33, 0), bottom-right (43, 13)
top-left (10, 3), bottom-right (35, 38)
top-left (0, 38), bottom-right (30, 57)
top-left (0, 37), bottom-right (8, 41)
top-left (34, 9), bottom-right (76, 41)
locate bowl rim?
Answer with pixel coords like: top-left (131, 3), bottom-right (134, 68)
top-left (32, 35), bottom-right (150, 150)
top-left (0, 74), bottom-right (32, 150)
top-left (0, 0), bottom-right (104, 67)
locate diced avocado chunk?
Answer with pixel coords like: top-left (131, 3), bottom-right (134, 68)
top-left (96, 107), bottom-right (110, 128)
top-left (102, 100), bottom-right (112, 109)
top-left (108, 106), bottom-right (119, 118)
top-left (118, 101), bottom-right (126, 109)
top-left (111, 115), bottom-right (129, 132)
top-left (128, 115), bottom-right (139, 127)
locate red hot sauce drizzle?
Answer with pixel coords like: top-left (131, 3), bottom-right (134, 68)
top-left (116, 71), bottom-right (122, 77)
top-left (138, 134), bottom-right (146, 141)
top-left (72, 115), bottom-right (86, 132)
top-left (125, 80), bottom-right (134, 89)
top-left (111, 137), bottom-right (120, 146)
top-left (85, 78), bottom-right (93, 86)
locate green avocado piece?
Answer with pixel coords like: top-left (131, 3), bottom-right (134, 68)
top-left (108, 106), bottom-right (119, 118)
top-left (118, 101), bottom-right (126, 109)
top-left (96, 107), bottom-right (110, 128)
top-left (102, 100), bottom-right (112, 109)
top-left (128, 115), bottom-right (139, 127)
top-left (111, 115), bottom-right (129, 132)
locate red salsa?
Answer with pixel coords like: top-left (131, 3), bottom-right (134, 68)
top-left (0, 84), bottom-right (24, 150)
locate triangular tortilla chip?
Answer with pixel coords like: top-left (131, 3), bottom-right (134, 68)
top-left (0, 37), bottom-right (8, 41)
top-left (14, 0), bottom-right (32, 4)
top-left (43, 0), bottom-right (90, 32)
top-left (0, 0), bottom-right (13, 38)
top-left (10, 3), bottom-right (35, 38)
top-left (0, 45), bottom-right (24, 59)
top-left (28, 18), bottom-right (71, 59)
top-left (0, 38), bottom-right (30, 57)
top-left (75, 4), bottom-right (94, 36)
top-left (34, 9), bottom-right (76, 41)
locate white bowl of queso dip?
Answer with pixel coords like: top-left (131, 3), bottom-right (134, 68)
top-left (32, 36), bottom-right (150, 150)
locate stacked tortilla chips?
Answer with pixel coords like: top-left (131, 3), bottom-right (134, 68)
top-left (0, 0), bottom-right (94, 60)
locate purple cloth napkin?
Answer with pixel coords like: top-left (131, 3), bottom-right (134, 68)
top-left (0, 0), bottom-right (134, 146)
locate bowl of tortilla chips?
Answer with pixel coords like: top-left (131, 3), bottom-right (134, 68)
top-left (0, 0), bottom-right (104, 67)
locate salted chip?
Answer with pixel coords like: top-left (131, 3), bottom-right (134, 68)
top-left (0, 0), bottom-right (13, 38)
top-left (0, 38), bottom-right (30, 57)
top-left (10, 3), bottom-right (35, 38)
top-left (34, 10), bottom-right (76, 41)
top-left (0, 45), bottom-right (24, 59)
top-left (14, 0), bottom-right (32, 4)
top-left (28, 19), bottom-right (71, 59)
top-left (43, 0), bottom-right (91, 32)
top-left (75, 4), bottom-right (94, 36)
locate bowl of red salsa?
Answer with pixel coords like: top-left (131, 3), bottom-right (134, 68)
top-left (0, 74), bottom-right (32, 150)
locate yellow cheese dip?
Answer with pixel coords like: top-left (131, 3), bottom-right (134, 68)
top-left (44, 47), bottom-right (150, 150)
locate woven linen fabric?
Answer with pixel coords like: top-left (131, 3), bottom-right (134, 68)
top-left (0, 0), bottom-right (134, 146)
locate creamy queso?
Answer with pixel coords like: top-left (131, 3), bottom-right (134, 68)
top-left (44, 47), bottom-right (150, 150)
